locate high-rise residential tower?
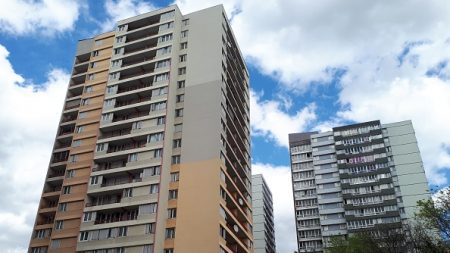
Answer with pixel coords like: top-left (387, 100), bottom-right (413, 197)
top-left (251, 174), bottom-right (276, 253)
top-left (29, 5), bottom-right (252, 253)
top-left (288, 120), bottom-right (430, 252)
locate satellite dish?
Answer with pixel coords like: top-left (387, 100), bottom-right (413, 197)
top-left (238, 198), bottom-right (244, 205)
top-left (233, 225), bottom-right (239, 232)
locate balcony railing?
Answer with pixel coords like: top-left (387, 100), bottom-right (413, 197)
top-left (94, 210), bottom-right (138, 224)
top-left (101, 177), bottom-right (142, 187)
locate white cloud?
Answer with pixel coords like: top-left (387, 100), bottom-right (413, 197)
top-left (338, 39), bottom-right (450, 185)
top-left (252, 163), bottom-right (296, 253)
top-left (250, 90), bottom-right (316, 148)
top-left (0, 44), bottom-right (68, 252)
top-left (177, 0), bottom-right (450, 186)
top-left (99, 0), bottom-right (158, 32)
top-left (0, 0), bottom-right (83, 36)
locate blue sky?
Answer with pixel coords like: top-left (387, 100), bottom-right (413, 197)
top-left (1, 1), bottom-right (450, 253)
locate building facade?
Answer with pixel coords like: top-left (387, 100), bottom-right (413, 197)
top-left (252, 174), bottom-right (276, 253)
top-left (289, 120), bottom-right (430, 252)
top-left (29, 5), bottom-right (252, 253)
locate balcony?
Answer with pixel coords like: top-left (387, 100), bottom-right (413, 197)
top-left (101, 175), bottom-right (142, 188)
top-left (93, 160), bottom-right (127, 172)
top-left (107, 140), bottom-right (147, 154)
top-left (126, 25), bottom-right (159, 42)
top-left (126, 14), bottom-right (160, 32)
top-left (123, 37), bottom-right (158, 56)
top-left (86, 194), bottom-right (122, 207)
top-left (94, 207), bottom-right (139, 224)
top-left (118, 63), bottom-right (155, 82)
top-left (51, 151), bottom-right (69, 164)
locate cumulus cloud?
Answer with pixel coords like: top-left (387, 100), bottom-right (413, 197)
top-left (250, 90), bottom-right (316, 148)
top-left (252, 163), bottom-right (296, 253)
top-left (0, 44), bottom-right (68, 252)
top-left (0, 0), bottom-right (83, 36)
top-left (338, 38), bottom-right (450, 185)
top-left (178, 0), bottom-right (450, 186)
top-left (99, 0), bottom-right (158, 32)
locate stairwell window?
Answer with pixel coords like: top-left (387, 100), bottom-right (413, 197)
top-left (179, 54), bottom-right (187, 62)
top-left (178, 67), bottom-right (186, 75)
top-left (181, 30), bottom-right (188, 38)
top-left (55, 220), bottom-right (64, 230)
top-left (172, 155), bottom-right (181, 164)
top-left (63, 186), bottom-right (71, 194)
top-left (175, 108), bottom-right (183, 117)
top-left (165, 228), bottom-right (175, 239)
top-left (168, 190), bottom-right (178, 200)
top-left (180, 42), bottom-right (187, 49)
top-left (150, 184), bottom-right (159, 194)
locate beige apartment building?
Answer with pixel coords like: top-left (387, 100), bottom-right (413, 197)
top-left (29, 5), bottom-right (252, 253)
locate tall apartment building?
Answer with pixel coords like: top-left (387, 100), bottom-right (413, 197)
top-left (29, 5), bottom-right (252, 253)
top-left (288, 120), bottom-right (430, 252)
top-left (251, 174), bottom-right (276, 253)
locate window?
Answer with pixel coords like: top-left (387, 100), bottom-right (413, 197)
top-left (69, 155), bottom-right (78, 163)
top-left (80, 231), bottom-right (89, 241)
top-left (164, 249), bottom-right (174, 253)
top-left (90, 62), bottom-right (97, 68)
top-left (168, 208), bottom-right (177, 219)
top-left (116, 36), bottom-right (124, 43)
top-left (109, 72), bottom-right (119, 80)
top-left (114, 48), bottom-right (123, 55)
top-left (170, 172), bottom-right (179, 182)
top-left (78, 112), bottom-right (87, 119)
top-left (117, 25), bottom-right (126, 31)
top-left (83, 212), bottom-right (94, 222)
top-left (156, 59), bottom-right (170, 68)
top-left (55, 220), bottom-right (63, 230)
top-left (154, 73), bottom-right (169, 82)
top-left (178, 67), bottom-right (186, 75)
top-left (168, 190), bottom-right (178, 200)
top-left (72, 140), bottom-right (82, 147)
top-left (156, 116), bottom-right (166, 125)
top-left (158, 34), bottom-right (173, 43)
top-left (101, 113), bottom-right (113, 121)
top-left (76, 126), bottom-right (84, 133)
top-left (180, 42), bottom-right (188, 49)
top-left (124, 188), bottom-right (133, 197)
top-left (63, 186), bottom-right (71, 194)
top-left (111, 60), bottom-right (121, 67)
top-left (153, 149), bottom-right (163, 158)
top-left (66, 170), bottom-right (75, 178)
top-left (95, 40), bottom-right (103, 46)
top-left (106, 85), bottom-right (117, 94)
top-left (173, 139), bottom-right (181, 148)
top-left (165, 228), bottom-right (175, 239)
top-left (142, 166), bottom-right (161, 177)
top-left (87, 74), bottom-right (95, 80)
top-left (174, 124), bottom-right (182, 132)
top-left (220, 226), bottom-right (226, 239)
top-left (179, 54), bottom-right (187, 62)
top-left (143, 244), bottom-right (154, 253)
top-left (132, 121), bottom-right (143, 130)
top-left (51, 239), bottom-right (61, 249)
top-left (145, 223), bottom-right (156, 234)
top-left (181, 30), bottom-right (188, 38)
top-left (81, 98), bottom-right (90, 106)
top-left (96, 143), bottom-right (105, 152)
top-left (90, 176), bottom-right (99, 185)
top-left (85, 86), bottom-right (93, 93)
top-left (156, 46), bottom-right (172, 55)
top-left (172, 154), bottom-right (181, 164)
top-left (58, 203), bottom-right (67, 212)
top-left (128, 153), bottom-right (138, 162)
top-left (175, 109), bottom-right (183, 117)
top-left (139, 203), bottom-right (158, 214)
top-left (148, 132), bottom-right (164, 143)
top-left (176, 94), bottom-right (184, 102)
top-left (104, 99), bottom-right (115, 107)
top-left (150, 101), bottom-right (166, 111)
top-left (182, 19), bottom-right (189, 26)
top-left (159, 21), bottom-right (174, 30)
top-left (177, 80), bottom-right (185, 88)
top-left (92, 50), bottom-right (99, 57)
top-left (150, 184), bottom-right (159, 194)
top-left (118, 227), bottom-right (127, 237)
